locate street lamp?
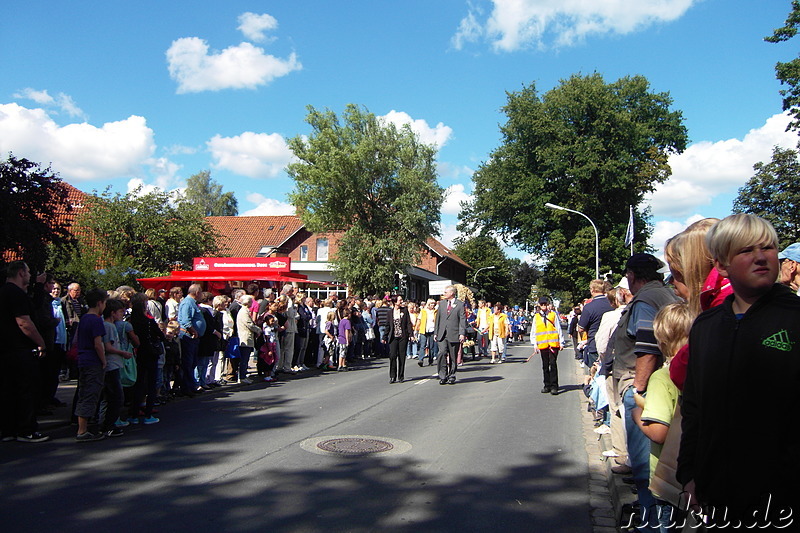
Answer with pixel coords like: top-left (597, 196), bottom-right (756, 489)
top-left (473, 265), bottom-right (496, 287)
top-left (545, 202), bottom-right (600, 280)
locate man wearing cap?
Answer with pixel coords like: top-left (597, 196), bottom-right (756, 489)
top-left (778, 242), bottom-right (800, 295)
top-left (577, 279), bottom-right (613, 368)
top-left (611, 253), bottom-right (679, 529)
top-left (529, 297), bottom-right (564, 394)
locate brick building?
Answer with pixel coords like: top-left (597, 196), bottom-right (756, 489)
top-left (206, 215), bottom-right (470, 300)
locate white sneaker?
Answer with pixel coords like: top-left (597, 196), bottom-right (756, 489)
top-left (601, 449), bottom-right (619, 457)
top-left (594, 425), bottom-right (611, 435)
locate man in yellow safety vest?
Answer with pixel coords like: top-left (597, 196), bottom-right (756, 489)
top-left (530, 296), bottom-right (564, 395)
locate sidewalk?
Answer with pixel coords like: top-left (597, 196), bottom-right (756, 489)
top-left (32, 360), bottom-right (299, 437)
top-left (574, 354), bottom-right (632, 533)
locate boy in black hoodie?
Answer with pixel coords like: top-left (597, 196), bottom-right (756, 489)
top-left (677, 214), bottom-right (799, 530)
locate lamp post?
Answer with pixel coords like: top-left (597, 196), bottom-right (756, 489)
top-left (472, 265), bottom-right (496, 289)
top-left (545, 202), bottom-right (600, 280)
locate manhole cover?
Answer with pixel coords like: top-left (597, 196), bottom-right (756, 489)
top-left (317, 437), bottom-right (394, 455)
top-left (301, 435), bottom-right (411, 457)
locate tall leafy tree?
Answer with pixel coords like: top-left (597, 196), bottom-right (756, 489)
top-left (508, 260), bottom-right (542, 308)
top-left (459, 73), bottom-right (687, 299)
top-left (181, 170), bottom-right (238, 216)
top-left (733, 144), bottom-right (800, 248)
top-left (766, 1), bottom-right (800, 131)
top-left (74, 187), bottom-right (221, 277)
top-left (288, 104), bottom-right (444, 295)
top-left (452, 236), bottom-right (515, 303)
top-left (0, 154), bottom-right (75, 272)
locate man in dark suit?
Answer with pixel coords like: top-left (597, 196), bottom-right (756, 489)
top-left (434, 285), bottom-right (466, 385)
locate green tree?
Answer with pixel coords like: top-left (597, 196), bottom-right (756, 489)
top-left (0, 154), bottom-right (76, 272)
top-left (452, 236), bottom-right (515, 303)
top-left (181, 170), bottom-right (238, 216)
top-left (288, 104), bottom-right (444, 295)
top-left (72, 186), bottom-right (221, 282)
top-left (733, 144), bottom-right (800, 248)
top-left (459, 73), bottom-right (687, 298)
top-left (508, 260), bottom-right (542, 308)
top-left (766, 1), bottom-right (800, 131)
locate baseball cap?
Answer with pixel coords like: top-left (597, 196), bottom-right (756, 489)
top-left (625, 253), bottom-right (665, 272)
top-left (538, 296), bottom-right (550, 305)
top-left (779, 243), bottom-right (800, 262)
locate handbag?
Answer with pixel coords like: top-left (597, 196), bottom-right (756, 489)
top-left (226, 336), bottom-right (241, 359)
top-left (649, 402), bottom-right (684, 508)
top-left (120, 355), bottom-right (138, 387)
top-left (65, 327), bottom-right (79, 362)
top-left (365, 327), bottom-right (375, 341)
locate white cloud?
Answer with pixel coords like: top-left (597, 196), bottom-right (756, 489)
top-left (164, 144), bottom-right (198, 156)
top-left (237, 12), bottom-right (278, 42)
top-left (166, 37), bottom-right (301, 93)
top-left (438, 161), bottom-right (474, 180)
top-left (648, 113), bottom-right (798, 218)
top-left (439, 222), bottom-right (461, 248)
top-left (146, 157), bottom-right (182, 189)
top-left (453, 0), bottom-right (696, 51)
top-left (13, 88), bottom-right (86, 118)
top-left (126, 177), bottom-right (162, 197)
top-left (648, 214), bottom-right (707, 257)
top-left (442, 183), bottom-right (473, 215)
top-left (241, 192), bottom-right (296, 216)
top-left (13, 88), bottom-right (54, 105)
top-left (380, 110), bottom-right (453, 148)
top-left (207, 131), bottom-right (295, 179)
top-left (0, 103), bottom-right (155, 181)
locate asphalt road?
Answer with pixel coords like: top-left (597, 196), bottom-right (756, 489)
top-left (0, 341), bottom-right (592, 532)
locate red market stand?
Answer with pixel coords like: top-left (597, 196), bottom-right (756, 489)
top-left (137, 257), bottom-right (327, 293)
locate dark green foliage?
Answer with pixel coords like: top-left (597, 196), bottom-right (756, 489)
top-left (71, 187), bottom-right (222, 284)
top-left (766, 0), bottom-right (800, 131)
top-left (182, 170), bottom-right (238, 216)
top-left (459, 73), bottom-right (687, 299)
top-left (288, 104), bottom-right (444, 295)
top-left (0, 153), bottom-right (75, 273)
top-left (733, 144), bottom-right (800, 248)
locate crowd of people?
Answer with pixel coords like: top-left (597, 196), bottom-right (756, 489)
top-left (0, 272), bottom-right (536, 445)
top-left (570, 214), bottom-right (798, 531)
top-left (6, 213), bottom-right (792, 529)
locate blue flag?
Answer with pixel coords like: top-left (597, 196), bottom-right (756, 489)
top-left (624, 206), bottom-right (634, 247)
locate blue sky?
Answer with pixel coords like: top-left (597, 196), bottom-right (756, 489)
top-left (1, 0), bottom-right (798, 263)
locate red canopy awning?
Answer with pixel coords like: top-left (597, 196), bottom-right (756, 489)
top-left (137, 269), bottom-right (328, 292)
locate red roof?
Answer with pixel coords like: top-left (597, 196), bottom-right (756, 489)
top-left (206, 215), bottom-right (305, 256)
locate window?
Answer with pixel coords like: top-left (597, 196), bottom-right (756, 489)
top-left (300, 245), bottom-right (308, 261)
top-left (316, 238), bottom-right (328, 261)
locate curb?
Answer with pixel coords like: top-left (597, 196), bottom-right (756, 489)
top-left (575, 358), bottom-right (635, 533)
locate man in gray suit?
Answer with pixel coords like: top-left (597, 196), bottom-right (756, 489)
top-left (434, 285), bottom-right (466, 385)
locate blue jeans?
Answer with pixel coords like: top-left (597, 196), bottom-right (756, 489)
top-left (180, 336), bottom-right (200, 391)
top-left (195, 356), bottom-right (211, 386)
top-left (623, 386), bottom-right (659, 531)
top-left (238, 347), bottom-right (253, 380)
top-left (419, 333), bottom-right (438, 364)
top-left (476, 330), bottom-right (488, 356)
top-left (406, 336), bottom-right (419, 358)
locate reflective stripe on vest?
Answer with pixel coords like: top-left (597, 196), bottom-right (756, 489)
top-left (535, 312), bottom-right (560, 349)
